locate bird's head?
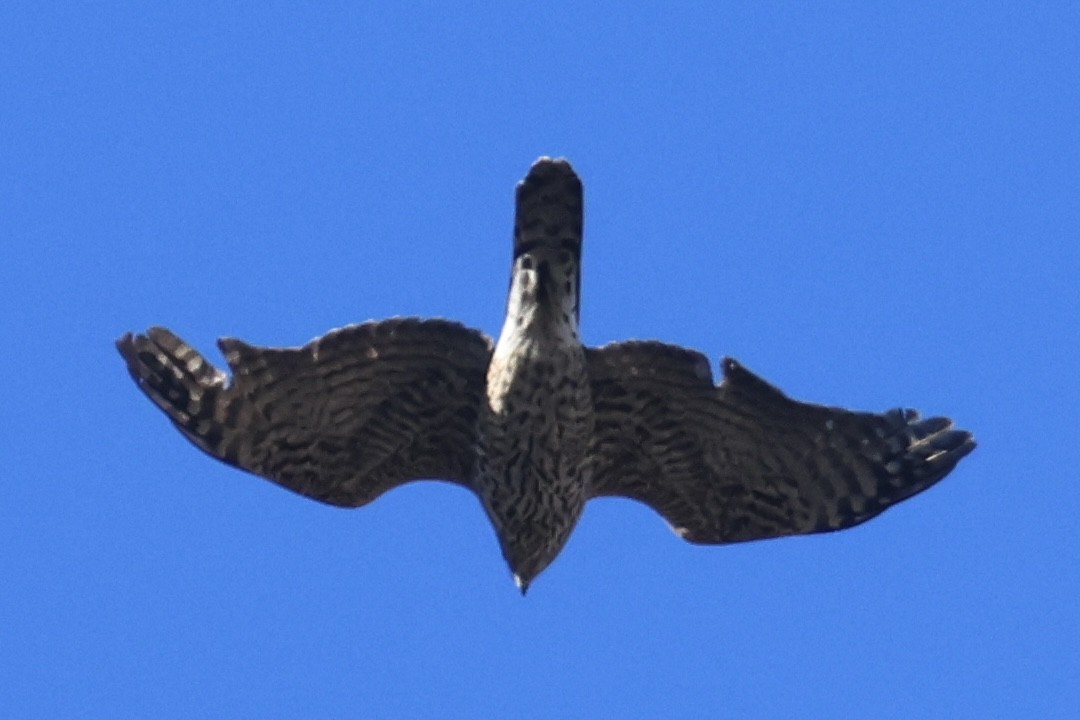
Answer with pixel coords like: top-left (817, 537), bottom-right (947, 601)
top-left (485, 487), bottom-right (585, 596)
top-left (496, 522), bottom-right (570, 596)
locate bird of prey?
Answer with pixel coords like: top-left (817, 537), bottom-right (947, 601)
top-left (117, 157), bottom-right (975, 593)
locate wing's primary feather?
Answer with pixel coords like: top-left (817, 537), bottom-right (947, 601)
top-left (586, 342), bottom-right (975, 543)
top-left (117, 318), bottom-right (492, 506)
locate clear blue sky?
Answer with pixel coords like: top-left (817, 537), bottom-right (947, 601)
top-left (3, 3), bottom-right (1077, 718)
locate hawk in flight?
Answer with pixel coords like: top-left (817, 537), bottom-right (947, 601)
top-left (118, 157), bottom-right (975, 593)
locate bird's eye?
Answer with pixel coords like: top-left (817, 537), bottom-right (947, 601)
top-left (521, 256), bottom-right (534, 270)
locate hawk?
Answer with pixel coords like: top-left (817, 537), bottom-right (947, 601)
top-left (117, 157), bottom-right (975, 593)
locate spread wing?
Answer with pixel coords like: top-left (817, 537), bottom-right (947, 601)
top-left (586, 342), bottom-right (975, 543)
top-left (117, 318), bottom-right (492, 507)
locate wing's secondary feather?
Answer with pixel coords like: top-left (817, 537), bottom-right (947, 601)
top-left (586, 343), bottom-right (975, 543)
top-left (117, 318), bottom-right (492, 507)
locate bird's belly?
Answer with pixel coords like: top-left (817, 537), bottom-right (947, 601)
top-left (478, 349), bottom-right (593, 502)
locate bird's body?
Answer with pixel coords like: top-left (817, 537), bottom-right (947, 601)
top-left (118, 157), bottom-right (976, 592)
top-left (476, 161), bottom-right (593, 590)
top-left (478, 337), bottom-right (591, 592)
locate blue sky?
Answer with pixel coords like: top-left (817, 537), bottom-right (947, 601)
top-left (2, 2), bottom-right (1077, 717)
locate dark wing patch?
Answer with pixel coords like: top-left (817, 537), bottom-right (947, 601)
top-left (117, 318), bottom-right (492, 507)
top-left (586, 342), bottom-right (974, 543)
